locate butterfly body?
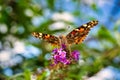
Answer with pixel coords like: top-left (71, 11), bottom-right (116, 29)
top-left (32, 20), bottom-right (98, 46)
top-left (59, 35), bottom-right (69, 47)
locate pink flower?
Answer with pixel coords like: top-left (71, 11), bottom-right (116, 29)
top-left (52, 44), bottom-right (80, 65)
top-left (52, 48), bottom-right (70, 64)
top-left (71, 50), bottom-right (80, 61)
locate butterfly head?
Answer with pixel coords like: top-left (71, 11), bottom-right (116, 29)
top-left (59, 35), bottom-right (64, 39)
top-left (59, 35), bottom-right (69, 46)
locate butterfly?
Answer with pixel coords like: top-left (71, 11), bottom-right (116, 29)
top-left (32, 20), bottom-right (98, 46)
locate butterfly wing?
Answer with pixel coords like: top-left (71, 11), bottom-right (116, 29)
top-left (66, 20), bottom-right (98, 44)
top-left (32, 32), bottom-right (60, 45)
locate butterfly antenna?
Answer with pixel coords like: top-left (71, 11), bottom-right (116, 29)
top-left (66, 25), bottom-right (71, 31)
top-left (67, 25), bottom-right (70, 29)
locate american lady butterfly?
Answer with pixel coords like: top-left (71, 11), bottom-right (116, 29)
top-left (32, 20), bottom-right (98, 46)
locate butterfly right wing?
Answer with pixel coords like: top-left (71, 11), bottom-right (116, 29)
top-left (32, 32), bottom-right (60, 45)
top-left (66, 20), bottom-right (98, 44)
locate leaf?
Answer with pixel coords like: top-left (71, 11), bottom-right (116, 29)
top-left (24, 70), bottom-right (31, 80)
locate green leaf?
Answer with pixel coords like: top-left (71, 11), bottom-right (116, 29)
top-left (24, 70), bottom-right (31, 80)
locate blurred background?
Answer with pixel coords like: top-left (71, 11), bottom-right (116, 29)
top-left (0, 0), bottom-right (120, 80)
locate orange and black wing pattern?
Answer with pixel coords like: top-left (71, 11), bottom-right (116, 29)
top-left (32, 32), bottom-right (59, 45)
top-left (66, 20), bottom-right (98, 44)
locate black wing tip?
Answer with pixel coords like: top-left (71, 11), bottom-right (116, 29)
top-left (92, 20), bottom-right (98, 24)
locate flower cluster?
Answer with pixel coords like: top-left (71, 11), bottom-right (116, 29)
top-left (52, 44), bottom-right (80, 65)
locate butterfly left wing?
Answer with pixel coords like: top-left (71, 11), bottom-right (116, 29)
top-left (66, 20), bottom-right (98, 44)
top-left (32, 32), bottom-right (60, 45)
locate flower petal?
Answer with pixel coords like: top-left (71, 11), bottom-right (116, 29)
top-left (71, 50), bottom-right (80, 61)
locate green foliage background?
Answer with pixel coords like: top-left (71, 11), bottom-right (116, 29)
top-left (0, 0), bottom-right (120, 80)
